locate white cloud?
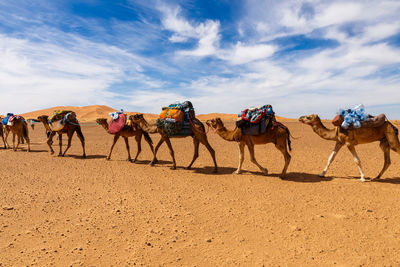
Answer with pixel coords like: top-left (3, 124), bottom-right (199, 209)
top-left (160, 5), bottom-right (220, 57)
top-left (218, 42), bottom-right (276, 65)
top-left (0, 33), bottom-right (165, 114)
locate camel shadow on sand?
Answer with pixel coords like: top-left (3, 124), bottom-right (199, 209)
top-left (372, 177), bottom-right (400, 184)
top-left (279, 172), bottom-right (333, 183)
top-left (66, 154), bottom-right (107, 159)
top-left (133, 159), bottom-right (172, 165)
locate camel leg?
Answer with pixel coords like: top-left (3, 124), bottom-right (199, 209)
top-left (58, 133), bottom-right (63, 156)
top-left (247, 142), bottom-right (268, 175)
top-left (320, 142), bottom-right (343, 177)
top-left (1, 131), bottom-right (5, 149)
top-left (185, 137), bottom-right (199, 170)
top-left (47, 132), bottom-right (56, 155)
top-left (347, 145), bottom-right (366, 182)
top-left (144, 133), bottom-right (156, 163)
top-left (234, 142), bottom-right (245, 174)
top-left (150, 138), bottom-right (164, 165)
top-left (124, 137), bottom-right (132, 162)
top-left (164, 137), bottom-right (177, 170)
top-left (62, 131), bottom-right (74, 157)
top-left (132, 134), bottom-right (141, 162)
top-left (198, 137), bottom-right (218, 173)
top-left (107, 135), bottom-right (120, 160)
top-left (373, 139), bottom-right (391, 180)
top-left (4, 128), bottom-right (10, 149)
top-left (275, 141), bottom-right (291, 179)
top-left (13, 133), bottom-right (19, 151)
top-left (76, 127), bottom-right (86, 158)
top-left (25, 135), bottom-right (30, 152)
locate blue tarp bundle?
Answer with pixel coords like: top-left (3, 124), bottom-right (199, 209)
top-left (338, 104), bottom-right (369, 129)
top-left (1, 113), bottom-right (14, 125)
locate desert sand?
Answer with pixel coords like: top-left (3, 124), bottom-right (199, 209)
top-left (1, 109), bottom-right (400, 266)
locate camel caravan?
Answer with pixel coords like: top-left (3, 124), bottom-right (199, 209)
top-left (1, 102), bottom-right (399, 182)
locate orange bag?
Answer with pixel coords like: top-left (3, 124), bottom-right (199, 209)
top-left (159, 108), bottom-right (183, 123)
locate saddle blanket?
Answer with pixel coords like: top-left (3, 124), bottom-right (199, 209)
top-left (108, 113), bottom-right (127, 134)
top-left (238, 105), bottom-right (274, 124)
top-left (49, 110), bottom-right (73, 123)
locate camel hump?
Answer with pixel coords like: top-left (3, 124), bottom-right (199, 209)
top-left (360, 114), bottom-right (386, 128)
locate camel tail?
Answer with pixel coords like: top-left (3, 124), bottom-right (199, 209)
top-left (23, 122), bottom-right (29, 139)
top-left (389, 121), bottom-right (398, 136)
top-left (143, 131), bottom-right (153, 145)
top-left (76, 126), bottom-right (85, 141)
top-left (286, 128), bottom-right (292, 152)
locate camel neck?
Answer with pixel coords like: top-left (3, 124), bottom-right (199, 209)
top-left (138, 120), bottom-right (158, 133)
top-left (311, 120), bottom-right (337, 141)
top-left (41, 120), bottom-right (52, 132)
top-left (216, 126), bottom-right (241, 142)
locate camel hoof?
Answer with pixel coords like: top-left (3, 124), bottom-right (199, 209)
top-left (233, 171), bottom-right (241, 175)
top-left (262, 169), bottom-right (268, 176)
top-left (184, 166), bottom-right (191, 170)
top-left (82, 154), bottom-right (86, 159)
top-left (106, 157), bottom-right (111, 161)
top-left (170, 166), bottom-right (176, 170)
top-left (318, 173), bottom-right (325, 177)
top-left (212, 169), bottom-right (218, 174)
top-left (358, 178), bottom-right (368, 182)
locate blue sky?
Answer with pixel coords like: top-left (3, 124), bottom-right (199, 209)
top-left (0, 0), bottom-right (400, 118)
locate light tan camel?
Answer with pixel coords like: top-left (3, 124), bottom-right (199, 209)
top-left (299, 114), bottom-right (400, 181)
top-left (132, 114), bottom-right (217, 172)
top-left (37, 113), bottom-right (86, 158)
top-left (2, 117), bottom-right (30, 152)
top-left (96, 116), bottom-right (155, 162)
top-left (206, 118), bottom-right (291, 178)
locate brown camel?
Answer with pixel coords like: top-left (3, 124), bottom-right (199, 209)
top-left (2, 117), bottom-right (30, 152)
top-left (37, 113), bottom-right (86, 158)
top-left (96, 116), bottom-right (155, 162)
top-left (299, 114), bottom-right (400, 181)
top-left (206, 118), bottom-right (291, 178)
top-left (132, 114), bottom-right (217, 172)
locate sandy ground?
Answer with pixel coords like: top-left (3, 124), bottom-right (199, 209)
top-left (1, 120), bottom-right (400, 266)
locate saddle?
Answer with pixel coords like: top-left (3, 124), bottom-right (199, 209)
top-left (236, 105), bottom-right (275, 135)
top-left (157, 101), bottom-right (194, 136)
top-left (108, 113), bottom-right (127, 134)
top-left (48, 110), bottom-right (74, 131)
top-left (332, 114), bottom-right (386, 129)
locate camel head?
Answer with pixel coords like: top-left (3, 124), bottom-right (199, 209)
top-left (96, 118), bottom-right (107, 125)
top-left (299, 114), bottom-right (321, 126)
top-left (206, 118), bottom-right (224, 130)
top-left (37, 115), bottom-right (49, 122)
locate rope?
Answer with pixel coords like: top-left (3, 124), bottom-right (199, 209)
top-left (289, 122), bottom-right (304, 140)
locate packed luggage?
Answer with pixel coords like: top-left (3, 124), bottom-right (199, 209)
top-left (236, 105), bottom-right (276, 135)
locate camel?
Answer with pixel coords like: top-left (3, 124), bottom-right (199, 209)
top-left (96, 116), bottom-right (155, 162)
top-left (2, 116), bottom-right (30, 151)
top-left (37, 112), bottom-right (86, 158)
top-left (299, 114), bottom-right (400, 182)
top-left (206, 118), bottom-right (292, 178)
top-left (132, 114), bottom-right (218, 172)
